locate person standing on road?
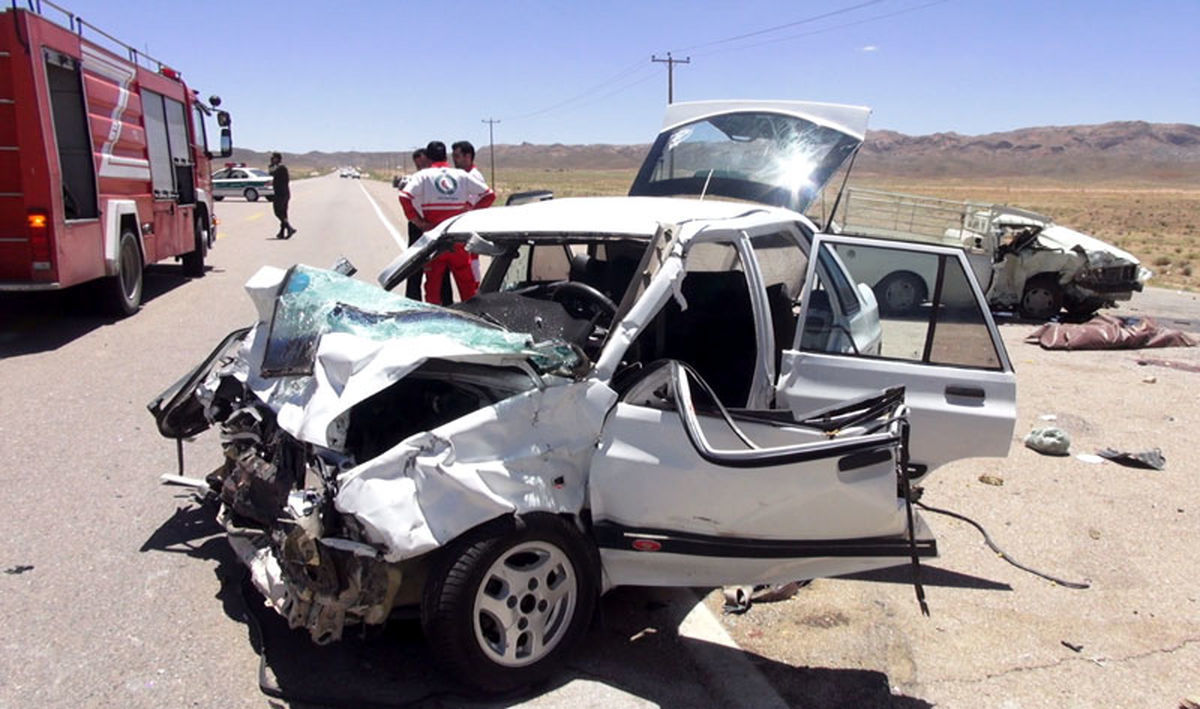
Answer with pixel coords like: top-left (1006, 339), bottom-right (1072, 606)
top-left (403, 147), bottom-right (432, 299)
top-left (398, 141), bottom-right (494, 305)
top-left (452, 140), bottom-right (489, 284)
top-left (268, 152), bottom-right (296, 239)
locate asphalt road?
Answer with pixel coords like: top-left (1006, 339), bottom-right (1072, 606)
top-left (0, 176), bottom-right (764, 708)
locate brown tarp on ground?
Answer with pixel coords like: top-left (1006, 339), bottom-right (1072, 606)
top-left (1026, 314), bottom-right (1198, 350)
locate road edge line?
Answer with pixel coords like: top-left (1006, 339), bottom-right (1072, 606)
top-left (357, 181), bottom-right (406, 249)
top-left (672, 588), bottom-right (790, 709)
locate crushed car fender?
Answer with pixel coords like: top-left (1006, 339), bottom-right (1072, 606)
top-left (335, 380), bottom-right (617, 562)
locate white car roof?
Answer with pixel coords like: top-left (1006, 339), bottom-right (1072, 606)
top-left (442, 196), bottom-right (798, 237)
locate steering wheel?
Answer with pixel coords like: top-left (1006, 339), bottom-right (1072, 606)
top-left (514, 280), bottom-right (617, 322)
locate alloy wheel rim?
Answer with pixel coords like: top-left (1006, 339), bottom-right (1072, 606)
top-left (472, 540), bottom-right (577, 667)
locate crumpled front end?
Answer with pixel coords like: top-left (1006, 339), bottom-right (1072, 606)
top-left (151, 264), bottom-right (613, 643)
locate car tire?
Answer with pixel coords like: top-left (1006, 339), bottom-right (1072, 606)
top-left (1020, 275), bottom-right (1063, 320)
top-left (244, 187), bottom-right (259, 202)
top-left (102, 229), bottom-right (143, 317)
top-left (421, 514), bottom-right (597, 695)
top-left (181, 215), bottom-right (206, 278)
top-left (213, 195), bottom-right (224, 201)
top-left (875, 272), bottom-right (926, 315)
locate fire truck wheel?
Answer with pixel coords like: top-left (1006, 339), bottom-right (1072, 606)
top-left (244, 187), bottom-right (259, 202)
top-left (182, 217), bottom-right (206, 278)
top-left (103, 230), bottom-right (143, 317)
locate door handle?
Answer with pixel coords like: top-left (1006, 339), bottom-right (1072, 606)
top-left (945, 385), bottom-right (986, 400)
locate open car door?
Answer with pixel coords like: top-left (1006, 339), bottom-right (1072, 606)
top-left (590, 362), bottom-right (934, 590)
top-left (779, 234), bottom-right (1016, 476)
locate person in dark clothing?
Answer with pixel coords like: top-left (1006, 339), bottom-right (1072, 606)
top-left (268, 152), bottom-right (296, 239)
top-left (405, 148), bottom-right (431, 299)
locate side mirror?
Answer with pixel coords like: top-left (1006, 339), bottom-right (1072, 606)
top-left (209, 95), bottom-right (222, 108)
top-left (216, 110), bottom-right (230, 127)
top-left (217, 129), bottom-right (232, 158)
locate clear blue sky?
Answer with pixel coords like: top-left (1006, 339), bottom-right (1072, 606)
top-left (31, 0), bottom-right (1200, 153)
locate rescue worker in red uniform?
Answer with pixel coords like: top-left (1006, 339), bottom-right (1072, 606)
top-left (452, 140), bottom-right (487, 284)
top-left (398, 141), bottom-right (494, 304)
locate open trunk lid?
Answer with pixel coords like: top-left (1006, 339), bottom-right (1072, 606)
top-left (628, 100), bottom-right (870, 214)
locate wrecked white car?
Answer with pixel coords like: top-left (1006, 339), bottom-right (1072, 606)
top-left (830, 187), bottom-right (1150, 319)
top-left (149, 101), bottom-right (1017, 694)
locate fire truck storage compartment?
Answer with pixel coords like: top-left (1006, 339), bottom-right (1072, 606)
top-left (45, 50), bottom-right (98, 220)
top-left (141, 89), bottom-right (194, 202)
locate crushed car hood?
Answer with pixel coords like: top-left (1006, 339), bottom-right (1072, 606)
top-left (1036, 224), bottom-right (1141, 265)
top-left (238, 265), bottom-right (582, 450)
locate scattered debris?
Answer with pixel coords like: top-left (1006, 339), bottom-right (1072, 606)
top-left (629, 627), bottom-right (658, 642)
top-left (1137, 358), bottom-right (1200, 373)
top-left (1076, 454), bottom-right (1105, 464)
top-left (1096, 447), bottom-right (1166, 470)
top-left (1039, 413), bottom-right (1058, 421)
top-left (4, 565), bottom-right (33, 575)
top-left (1142, 375), bottom-right (1157, 383)
top-left (1061, 640), bottom-right (1084, 652)
top-left (1025, 427), bottom-right (1071, 456)
top-left (722, 581), bottom-right (809, 614)
top-left (1180, 697), bottom-right (1200, 709)
top-left (1088, 528), bottom-right (1102, 540)
top-left (1026, 314), bottom-right (1198, 350)
top-left (978, 474), bottom-right (1005, 486)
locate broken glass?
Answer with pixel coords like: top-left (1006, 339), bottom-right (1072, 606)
top-left (260, 266), bottom-right (579, 377)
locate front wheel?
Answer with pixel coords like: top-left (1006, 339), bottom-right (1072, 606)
top-left (102, 229), bottom-right (143, 317)
top-left (1020, 275), bottom-right (1063, 319)
top-left (422, 515), bottom-right (597, 694)
top-left (244, 187), bottom-right (259, 202)
top-left (181, 216), bottom-right (206, 277)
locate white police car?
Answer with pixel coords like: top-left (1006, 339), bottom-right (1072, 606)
top-left (211, 164), bottom-right (274, 202)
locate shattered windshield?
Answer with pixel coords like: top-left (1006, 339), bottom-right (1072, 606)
top-left (629, 111), bottom-right (861, 213)
top-left (260, 266), bottom-right (580, 377)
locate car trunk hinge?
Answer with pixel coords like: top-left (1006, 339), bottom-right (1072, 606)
top-left (898, 419), bottom-right (930, 616)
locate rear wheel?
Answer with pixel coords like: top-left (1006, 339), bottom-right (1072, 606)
top-left (1020, 275), bottom-right (1063, 319)
top-left (875, 272), bottom-right (926, 315)
top-left (102, 229), bottom-right (143, 317)
top-left (181, 215), bottom-right (206, 277)
top-left (422, 515), bottom-right (597, 694)
top-left (244, 187), bottom-right (259, 202)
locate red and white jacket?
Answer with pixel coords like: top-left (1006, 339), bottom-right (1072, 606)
top-left (398, 161), bottom-right (495, 227)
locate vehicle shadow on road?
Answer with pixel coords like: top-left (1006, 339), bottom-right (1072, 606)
top-left (140, 502), bottom-right (935, 708)
top-left (0, 266), bottom-right (198, 357)
top-left (839, 564), bottom-right (1013, 591)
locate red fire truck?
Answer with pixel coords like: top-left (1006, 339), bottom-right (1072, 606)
top-left (0, 1), bottom-right (232, 316)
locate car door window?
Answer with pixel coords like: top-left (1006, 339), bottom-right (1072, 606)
top-left (808, 241), bottom-right (1003, 370)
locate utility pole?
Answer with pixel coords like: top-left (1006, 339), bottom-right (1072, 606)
top-left (481, 118), bottom-right (500, 185)
top-left (651, 52), bottom-right (690, 103)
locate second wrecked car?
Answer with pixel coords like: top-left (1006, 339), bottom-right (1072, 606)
top-left (150, 101), bottom-right (1017, 693)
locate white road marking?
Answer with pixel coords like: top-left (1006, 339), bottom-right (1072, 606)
top-left (357, 181), bottom-right (406, 249)
top-left (674, 589), bottom-right (790, 709)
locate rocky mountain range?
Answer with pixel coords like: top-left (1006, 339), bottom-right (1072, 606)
top-left (237, 121), bottom-right (1200, 182)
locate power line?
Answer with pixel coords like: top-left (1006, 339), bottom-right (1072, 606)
top-left (504, 57), bottom-right (650, 121)
top-left (672, 0), bottom-right (889, 53)
top-left (691, 0), bottom-right (951, 58)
